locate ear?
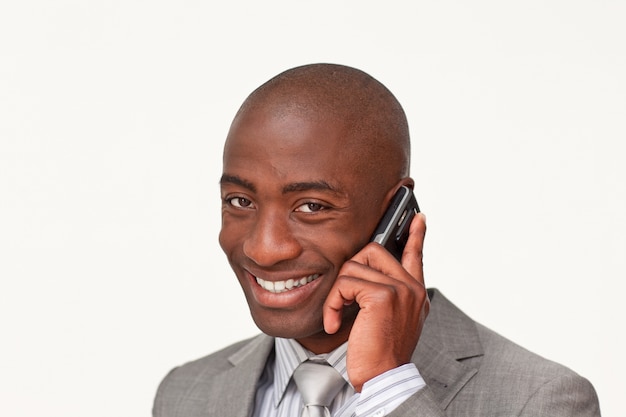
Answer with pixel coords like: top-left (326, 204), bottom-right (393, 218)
top-left (379, 177), bottom-right (415, 215)
top-left (399, 177), bottom-right (415, 190)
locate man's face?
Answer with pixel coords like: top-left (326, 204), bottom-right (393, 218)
top-left (219, 107), bottom-right (392, 348)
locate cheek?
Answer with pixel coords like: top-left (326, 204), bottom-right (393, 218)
top-left (303, 219), bottom-right (372, 263)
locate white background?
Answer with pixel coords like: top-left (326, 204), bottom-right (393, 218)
top-left (1, 1), bottom-right (624, 416)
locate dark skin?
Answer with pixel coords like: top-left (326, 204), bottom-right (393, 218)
top-left (219, 66), bottom-right (429, 392)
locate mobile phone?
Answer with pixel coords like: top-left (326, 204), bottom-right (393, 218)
top-left (370, 186), bottom-right (420, 261)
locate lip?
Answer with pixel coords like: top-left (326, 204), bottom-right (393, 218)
top-left (245, 269), bottom-right (324, 309)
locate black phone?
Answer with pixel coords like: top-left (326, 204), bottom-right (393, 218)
top-left (369, 186), bottom-right (420, 261)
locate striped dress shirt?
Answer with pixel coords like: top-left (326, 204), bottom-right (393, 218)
top-left (251, 338), bottom-right (425, 417)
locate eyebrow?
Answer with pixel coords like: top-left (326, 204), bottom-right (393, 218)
top-left (282, 181), bottom-right (341, 195)
top-left (220, 174), bottom-right (256, 193)
top-left (220, 175), bottom-right (343, 196)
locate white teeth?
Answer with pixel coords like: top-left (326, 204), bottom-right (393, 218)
top-left (255, 274), bottom-right (320, 293)
top-left (261, 280), bottom-right (274, 292)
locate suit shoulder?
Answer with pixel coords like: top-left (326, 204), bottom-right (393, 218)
top-left (422, 290), bottom-right (599, 415)
top-left (153, 334), bottom-right (273, 417)
top-left (462, 323), bottom-right (599, 415)
top-left (474, 322), bottom-right (580, 378)
top-left (163, 334), bottom-right (270, 382)
top-left (425, 290), bottom-right (584, 380)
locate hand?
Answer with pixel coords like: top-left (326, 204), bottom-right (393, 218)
top-left (323, 213), bottom-right (429, 392)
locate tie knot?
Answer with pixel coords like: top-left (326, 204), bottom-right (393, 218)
top-left (292, 361), bottom-right (346, 414)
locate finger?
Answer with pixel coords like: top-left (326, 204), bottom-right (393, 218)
top-left (323, 276), bottom-right (352, 335)
top-left (323, 255), bottom-right (422, 334)
top-left (401, 212), bottom-right (426, 286)
top-left (340, 251), bottom-right (408, 284)
top-left (348, 241), bottom-right (409, 283)
top-left (323, 274), bottom-right (401, 334)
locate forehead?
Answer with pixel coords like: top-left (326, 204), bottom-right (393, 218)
top-left (222, 107), bottom-right (364, 190)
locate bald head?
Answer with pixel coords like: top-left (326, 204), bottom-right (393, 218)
top-left (230, 64), bottom-right (411, 181)
top-left (220, 65), bottom-right (415, 346)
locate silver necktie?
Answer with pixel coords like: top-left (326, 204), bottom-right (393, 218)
top-left (292, 361), bottom-right (347, 417)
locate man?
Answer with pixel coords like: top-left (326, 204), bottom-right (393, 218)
top-left (154, 64), bottom-right (600, 416)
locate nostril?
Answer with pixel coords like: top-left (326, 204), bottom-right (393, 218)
top-left (242, 232), bottom-right (303, 267)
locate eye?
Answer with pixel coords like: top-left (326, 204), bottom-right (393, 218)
top-left (228, 196), bottom-right (255, 209)
top-left (295, 202), bottom-right (326, 213)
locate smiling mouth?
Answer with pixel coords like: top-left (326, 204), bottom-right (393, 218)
top-left (255, 274), bottom-right (320, 293)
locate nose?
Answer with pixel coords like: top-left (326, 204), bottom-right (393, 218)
top-left (242, 211), bottom-right (303, 267)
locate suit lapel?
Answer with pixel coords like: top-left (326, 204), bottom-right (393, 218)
top-left (204, 334), bottom-right (274, 417)
top-left (413, 289), bottom-right (483, 408)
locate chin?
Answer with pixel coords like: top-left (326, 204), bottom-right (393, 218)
top-left (251, 310), bottom-right (325, 340)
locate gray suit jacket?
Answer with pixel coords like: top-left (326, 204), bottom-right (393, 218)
top-left (153, 289), bottom-right (600, 416)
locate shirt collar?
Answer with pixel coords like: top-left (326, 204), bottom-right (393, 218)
top-left (273, 338), bottom-right (350, 407)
